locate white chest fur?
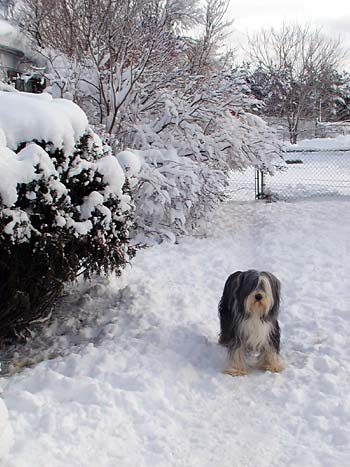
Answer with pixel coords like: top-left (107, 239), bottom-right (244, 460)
top-left (240, 315), bottom-right (272, 350)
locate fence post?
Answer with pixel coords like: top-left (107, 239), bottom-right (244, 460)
top-left (255, 169), bottom-right (265, 199)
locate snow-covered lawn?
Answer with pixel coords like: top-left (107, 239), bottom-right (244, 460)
top-left (267, 150), bottom-right (350, 199)
top-left (229, 136), bottom-right (350, 201)
top-left (1, 197), bottom-right (350, 467)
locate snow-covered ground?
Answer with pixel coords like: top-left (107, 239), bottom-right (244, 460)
top-left (1, 196), bottom-right (350, 467)
top-left (229, 136), bottom-right (350, 201)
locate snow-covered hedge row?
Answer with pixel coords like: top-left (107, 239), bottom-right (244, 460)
top-left (130, 148), bottom-right (226, 243)
top-left (128, 92), bottom-right (283, 243)
top-left (0, 90), bottom-right (137, 337)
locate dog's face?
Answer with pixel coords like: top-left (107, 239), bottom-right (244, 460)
top-left (245, 274), bottom-right (274, 317)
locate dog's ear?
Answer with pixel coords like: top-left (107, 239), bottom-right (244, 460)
top-left (218, 271), bottom-right (242, 346)
top-left (220, 271), bottom-right (242, 306)
top-left (224, 271), bottom-right (243, 304)
top-left (262, 271), bottom-right (281, 314)
top-left (226, 271), bottom-right (242, 289)
top-left (262, 271), bottom-right (280, 289)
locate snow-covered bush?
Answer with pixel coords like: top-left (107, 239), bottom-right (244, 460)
top-left (123, 71), bottom-right (283, 243)
top-left (0, 398), bottom-right (13, 459)
top-left (128, 148), bottom-right (226, 243)
top-left (0, 90), bottom-right (137, 338)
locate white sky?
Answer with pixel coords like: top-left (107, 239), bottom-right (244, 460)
top-left (226, 0), bottom-right (350, 67)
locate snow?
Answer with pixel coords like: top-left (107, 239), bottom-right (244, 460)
top-left (0, 398), bottom-right (13, 458)
top-left (0, 19), bottom-right (18, 47)
top-left (95, 155), bottom-right (126, 197)
top-left (0, 91), bottom-right (89, 154)
top-left (116, 150), bottom-right (142, 178)
top-left (1, 194), bottom-right (349, 467)
top-left (0, 142), bottom-right (58, 207)
top-left (3, 208), bottom-right (31, 239)
top-left (289, 134), bottom-right (350, 151)
top-left (268, 151), bottom-right (350, 199)
top-left (0, 82), bottom-right (16, 93)
top-left (229, 137), bottom-right (350, 201)
top-left (0, 19), bottom-right (14, 35)
top-left (80, 191), bottom-right (105, 219)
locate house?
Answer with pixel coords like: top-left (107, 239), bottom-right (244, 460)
top-left (0, 21), bottom-right (46, 93)
top-left (0, 42), bottom-right (25, 80)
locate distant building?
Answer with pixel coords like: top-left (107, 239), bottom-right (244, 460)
top-left (0, 42), bottom-right (25, 79)
top-left (0, 19), bottom-right (46, 93)
top-left (0, 42), bottom-right (46, 93)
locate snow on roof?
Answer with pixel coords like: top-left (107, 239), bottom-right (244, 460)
top-left (0, 19), bottom-right (16, 38)
top-left (0, 91), bottom-right (89, 154)
top-left (0, 19), bottom-right (23, 50)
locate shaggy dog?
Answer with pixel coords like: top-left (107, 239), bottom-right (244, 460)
top-left (218, 270), bottom-right (284, 376)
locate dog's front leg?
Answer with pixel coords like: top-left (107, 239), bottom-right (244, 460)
top-left (258, 349), bottom-right (284, 373)
top-left (223, 346), bottom-right (248, 377)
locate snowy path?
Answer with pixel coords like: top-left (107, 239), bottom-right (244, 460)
top-left (1, 199), bottom-right (350, 467)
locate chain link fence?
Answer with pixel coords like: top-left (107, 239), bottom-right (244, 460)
top-left (228, 146), bottom-right (350, 201)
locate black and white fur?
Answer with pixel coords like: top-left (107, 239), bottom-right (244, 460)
top-left (218, 270), bottom-right (284, 376)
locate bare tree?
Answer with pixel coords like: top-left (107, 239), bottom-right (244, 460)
top-left (186, 0), bottom-right (233, 73)
top-left (0, 0), bottom-right (16, 18)
top-left (17, 0), bottom-right (200, 137)
top-left (248, 23), bottom-right (346, 143)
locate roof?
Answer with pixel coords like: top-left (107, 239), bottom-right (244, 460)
top-left (0, 43), bottom-right (24, 58)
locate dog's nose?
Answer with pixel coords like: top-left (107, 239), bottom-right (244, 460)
top-left (255, 293), bottom-right (263, 301)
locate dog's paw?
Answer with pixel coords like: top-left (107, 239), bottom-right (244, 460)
top-left (261, 362), bottom-right (284, 373)
top-left (223, 367), bottom-right (248, 377)
top-left (259, 352), bottom-right (284, 374)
